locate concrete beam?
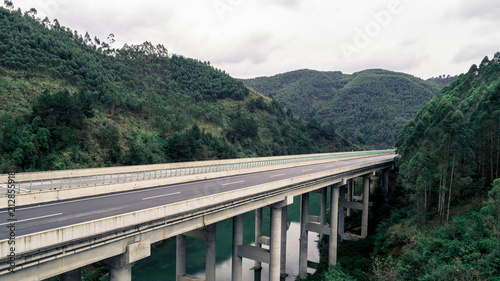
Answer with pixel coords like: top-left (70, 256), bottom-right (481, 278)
top-left (180, 275), bottom-right (205, 281)
top-left (237, 244), bottom-right (270, 264)
top-left (308, 215), bottom-right (322, 223)
top-left (125, 239), bottom-right (150, 264)
top-left (342, 201), bottom-right (364, 210)
top-left (184, 229), bottom-right (208, 240)
top-left (258, 236), bottom-right (270, 246)
top-left (271, 196), bottom-right (294, 208)
top-left (306, 222), bottom-right (330, 235)
top-left (307, 261), bottom-right (319, 270)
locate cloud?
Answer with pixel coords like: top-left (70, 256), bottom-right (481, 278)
top-left (209, 32), bottom-right (280, 65)
top-left (10, 0), bottom-right (500, 80)
top-left (452, 42), bottom-right (500, 64)
top-left (454, 0), bottom-right (500, 22)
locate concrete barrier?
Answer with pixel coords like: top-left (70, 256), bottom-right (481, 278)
top-left (0, 156), bottom-right (394, 257)
top-left (0, 152), bottom-right (395, 208)
top-left (0, 150), bottom-right (394, 183)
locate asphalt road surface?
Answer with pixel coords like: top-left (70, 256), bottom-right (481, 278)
top-left (0, 154), bottom-right (394, 238)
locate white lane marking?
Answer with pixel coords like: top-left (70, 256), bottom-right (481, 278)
top-left (0, 213), bottom-right (63, 226)
top-left (0, 188), bottom-right (161, 213)
top-left (325, 165), bottom-right (335, 168)
top-left (222, 180), bottom-right (245, 186)
top-left (302, 169), bottom-right (313, 172)
top-left (270, 173), bottom-right (286, 178)
top-left (142, 192), bottom-right (181, 200)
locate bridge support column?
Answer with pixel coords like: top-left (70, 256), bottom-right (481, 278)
top-left (178, 224), bottom-right (217, 281)
top-left (361, 175), bottom-right (370, 238)
top-left (205, 224), bottom-right (217, 281)
top-left (339, 184), bottom-right (346, 236)
top-left (383, 169), bottom-right (389, 194)
top-left (329, 184), bottom-right (340, 266)
top-left (176, 235), bottom-right (186, 281)
top-left (254, 208), bottom-right (263, 281)
top-left (346, 179), bottom-right (353, 217)
top-left (109, 259), bottom-right (131, 281)
top-left (320, 187), bottom-right (327, 239)
top-left (270, 206), bottom-right (282, 281)
top-left (299, 192), bottom-right (309, 279)
top-left (232, 214), bottom-right (244, 281)
top-left (60, 268), bottom-right (81, 281)
top-left (280, 206), bottom-right (288, 280)
top-left (106, 239), bottom-right (150, 281)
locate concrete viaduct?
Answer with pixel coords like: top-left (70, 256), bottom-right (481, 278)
top-left (0, 150), bottom-right (395, 281)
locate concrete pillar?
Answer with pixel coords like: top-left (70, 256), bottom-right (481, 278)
top-left (176, 235), bottom-right (186, 281)
top-left (320, 187), bottom-right (327, 226)
top-left (280, 206), bottom-right (288, 280)
top-left (346, 179), bottom-right (353, 217)
top-left (383, 170), bottom-right (389, 194)
top-left (361, 176), bottom-right (370, 238)
top-left (329, 185), bottom-right (339, 266)
top-left (299, 193), bottom-right (309, 279)
top-left (232, 214), bottom-right (244, 281)
top-left (105, 239), bottom-right (149, 281)
top-left (270, 207), bottom-right (282, 281)
top-left (206, 224), bottom-right (217, 281)
top-left (60, 268), bottom-right (80, 281)
top-left (254, 208), bottom-right (263, 275)
top-left (339, 184), bottom-right (346, 236)
top-left (108, 256), bottom-right (131, 281)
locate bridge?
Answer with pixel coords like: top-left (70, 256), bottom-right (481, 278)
top-left (0, 150), bottom-right (395, 281)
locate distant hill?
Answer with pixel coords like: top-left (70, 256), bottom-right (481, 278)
top-left (243, 69), bottom-right (441, 149)
top-left (426, 74), bottom-right (459, 87)
top-left (0, 7), bottom-right (355, 173)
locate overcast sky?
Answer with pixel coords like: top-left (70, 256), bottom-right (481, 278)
top-left (11, 0), bottom-right (500, 79)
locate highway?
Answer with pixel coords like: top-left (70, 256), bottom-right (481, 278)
top-left (0, 154), bottom-right (393, 238)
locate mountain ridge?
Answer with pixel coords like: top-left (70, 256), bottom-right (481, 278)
top-left (243, 68), bottom-right (442, 149)
top-left (0, 7), bottom-right (355, 173)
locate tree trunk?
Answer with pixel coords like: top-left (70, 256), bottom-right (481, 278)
top-left (424, 185), bottom-right (427, 212)
top-left (496, 133), bottom-right (499, 179)
top-left (447, 156), bottom-right (455, 223)
top-left (491, 135), bottom-right (494, 183)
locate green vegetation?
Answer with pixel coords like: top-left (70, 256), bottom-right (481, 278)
top-left (0, 7), bottom-right (355, 173)
top-left (301, 55), bottom-right (500, 281)
top-left (243, 69), bottom-right (441, 149)
top-left (426, 74), bottom-right (459, 87)
top-left (397, 53), bottom-right (500, 226)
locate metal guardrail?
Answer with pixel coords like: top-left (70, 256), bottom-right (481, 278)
top-left (2, 150), bottom-right (395, 194)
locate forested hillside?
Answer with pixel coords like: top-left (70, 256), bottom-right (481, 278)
top-left (301, 55), bottom-right (500, 281)
top-left (243, 69), bottom-right (441, 149)
top-left (426, 74), bottom-right (459, 87)
top-left (397, 53), bottom-right (500, 226)
top-left (0, 7), bottom-right (355, 173)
